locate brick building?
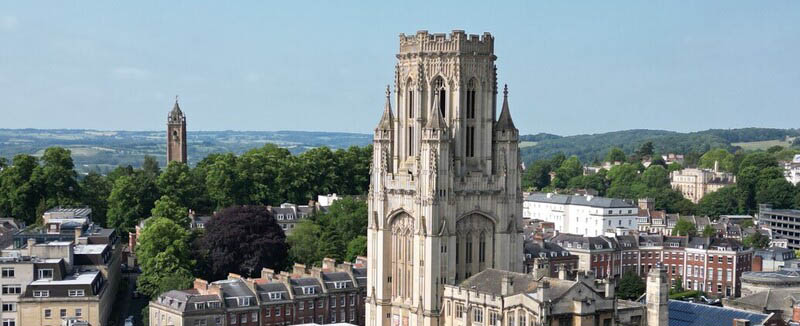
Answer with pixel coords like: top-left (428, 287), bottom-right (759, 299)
top-left (550, 233), bottom-right (753, 297)
top-left (149, 257), bottom-right (367, 326)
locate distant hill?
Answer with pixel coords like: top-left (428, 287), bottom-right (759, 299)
top-left (0, 129), bottom-right (371, 174)
top-left (520, 128), bottom-right (800, 164)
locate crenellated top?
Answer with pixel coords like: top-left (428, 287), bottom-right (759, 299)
top-left (168, 97), bottom-right (185, 124)
top-left (398, 30), bottom-right (494, 56)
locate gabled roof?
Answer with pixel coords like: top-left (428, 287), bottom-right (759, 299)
top-left (156, 289), bottom-right (223, 312)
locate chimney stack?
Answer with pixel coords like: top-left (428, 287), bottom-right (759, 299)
top-left (732, 319), bottom-right (750, 326)
top-left (558, 266), bottom-right (567, 280)
top-left (293, 263), bottom-right (307, 277)
top-left (501, 275), bottom-right (513, 296)
top-left (322, 257), bottom-right (336, 271)
top-left (261, 268), bottom-right (275, 281)
top-left (604, 279), bottom-right (615, 298)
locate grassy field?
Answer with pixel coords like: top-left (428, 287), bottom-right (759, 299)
top-left (519, 141), bottom-right (538, 148)
top-left (732, 137), bottom-right (795, 150)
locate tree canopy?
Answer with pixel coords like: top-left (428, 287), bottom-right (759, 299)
top-left (196, 205), bottom-right (289, 280)
top-left (135, 217), bottom-right (194, 298)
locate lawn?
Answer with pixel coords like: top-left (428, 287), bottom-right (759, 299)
top-left (732, 137), bottom-right (795, 150)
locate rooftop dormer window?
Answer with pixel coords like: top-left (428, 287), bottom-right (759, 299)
top-left (269, 292), bottom-right (282, 300)
top-left (237, 297), bottom-right (251, 306)
top-left (334, 281), bottom-right (347, 289)
top-left (195, 302), bottom-right (205, 310)
top-left (302, 286), bottom-right (316, 295)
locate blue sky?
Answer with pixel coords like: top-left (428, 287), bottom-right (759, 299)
top-left (0, 1), bottom-right (798, 135)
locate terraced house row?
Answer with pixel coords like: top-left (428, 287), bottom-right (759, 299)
top-left (150, 257), bottom-right (367, 326)
top-left (549, 233), bottom-right (754, 297)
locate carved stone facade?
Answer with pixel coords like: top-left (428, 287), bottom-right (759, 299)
top-left (366, 30), bottom-right (524, 326)
top-left (167, 98), bottom-right (187, 163)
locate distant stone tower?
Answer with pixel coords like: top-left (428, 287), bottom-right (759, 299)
top-left (366, 30), bottom-right (524, 326)
top-left (646, 263), bottom-right (669, 326)
top-left (167, 97), bottom-right (187, 163)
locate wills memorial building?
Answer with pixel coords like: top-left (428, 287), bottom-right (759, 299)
top-left (366, 30), bottom-right (524, 326)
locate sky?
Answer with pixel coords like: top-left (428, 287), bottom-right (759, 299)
top-left (0, 1), bottom-right (798, 136)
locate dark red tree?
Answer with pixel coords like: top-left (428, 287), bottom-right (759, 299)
top-left (198, 205), bottom-right (288, 280)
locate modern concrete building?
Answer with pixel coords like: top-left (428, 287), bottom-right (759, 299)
top-left (366, 30), bottom-right (525, 326)
top-left (524, 193), bottom-right (638, 236)
top-left (670, 163), bottom-right (735, 203)
top-left (759, 204), bottom-right (800, 249)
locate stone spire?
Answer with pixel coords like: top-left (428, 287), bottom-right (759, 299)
top-left (376, 85), bottom-right (394, 131)
top-left (425, 91), bottom-right (446, 130)
top-left (169, 95), bottom-right (184, 122)
top-left (495, 84), bottom-right (516, 131)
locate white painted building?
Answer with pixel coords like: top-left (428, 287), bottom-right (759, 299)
top-left (784, 154), bottom-right (800, 186)
top-left (523, 193), bottom-right (638, 237)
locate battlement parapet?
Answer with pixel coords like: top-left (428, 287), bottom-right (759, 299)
top-left (399, 30), bottom-right (494, 55)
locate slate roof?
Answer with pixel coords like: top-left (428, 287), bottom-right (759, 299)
top-left (459, 269), bottom-right (538, 296)
top-left (256, 282), bottom-right (290, 302)
top-left (523, 240), bottom-right (570, 258)
top-left (494, 85), bottom-right (516, 131)
top-left (551, 233), bottom-right (617, 250)
top-left (289, 277), bottom-right (323, 297)
top-left (615, 235), bottom-right (639, 249)
top-left (353, 268), bottom-right (367, 286)
top-left (668, 300), bottom-right (770, 326)
top-left (728, 288), bottom-right (800, 317)
top-left (156, 289), bottom-right (223, 312)
top-left (755, 247), bottom-right (796, 261)
top-left (322, 271), bottom-right (354, 290)
top-left (525, 193), bottom-right (635, 209)
top-left (216, 279), bottom-right (258, 308)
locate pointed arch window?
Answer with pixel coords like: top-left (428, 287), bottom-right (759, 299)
top-left (466, 126), bottom-right (475, 157)
top-left (407, 79), bottom-right (414, 119)
top-left (466, 235), bottom-right (473, 264)
top-left (466, 79), bottom-right (476, 119)
top-left (479, 232), bottom-right (486, 263)
top-left (434, 77), bottom-right (446, 118)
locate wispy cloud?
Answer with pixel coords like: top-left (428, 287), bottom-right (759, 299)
top-left (111, 66), bottom-right (152, 80)
top-left (0, 15), bottom-right (18, 31)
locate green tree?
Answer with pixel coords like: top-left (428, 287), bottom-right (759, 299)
top-left (107, 173), bottom-right (159, 232)
top-left (552, 156), bottom-right (582, 189)
top-left (205, 153), bottom-right (244, 209)
top-left (136, 217), bottom-right (194, 298)
top-left (697, 186), bottom-right (739, 219)
top-left (756, 178), bottom-right (796, 209)
top-left (702, 224), bottom-right (716, 237)
top-left (605, 147), bottom-right (626, 163)
top-left (151, 195), bottom-right (189, 227)
top-left (0, 154), bottom-right (40, 224)
top-left (699, 149), bottom-right (734, 172)
top-left (672, 218), bottom-right (697, 236)
top-left (767, 145), bottom-right (784, 154)
top-left (29, 147), bottom-right (81, 212)
top-left (740, 219), bottom-right (755, 228)
top-left (345, 236), bottom-right (367, 262)
top-left (79, 172), bottom-right (112, 226)
top-left (742, 232), bottom-right (770, 249)
top-left (636, 141), bottom-right (654, 158)
top-left (667, 162), bottom-right (683, 173)
top-left (738, 152), bottom-right (778, 172)
top-left (157, 161), bottom-right (207, 210)
top-left (288, 220), bottom-right (324, 266)
top-left (142, 155), bottom-right (161, 179)
top-left (617, 270), bottom-right (646, 300)
top-left (522, 160), bottom-right (553, 190)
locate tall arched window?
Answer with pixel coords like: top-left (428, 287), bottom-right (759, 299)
top-left (407, 79), bottom-right (414, 119)
top-left (391, 214), bottom-right (414, 300)
top-left (466, 79), bottom-right (476, 119)
top-left (479, 232), bottom-right (486, 263)
top-left (433, 77), bottom-right (446, 118)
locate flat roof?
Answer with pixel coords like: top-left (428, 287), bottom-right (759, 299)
top-left (74, 244), bottom-right (107, 255)
top-left (30, 270), bottom-right (99, 286)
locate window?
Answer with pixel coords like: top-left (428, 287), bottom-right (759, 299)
top-left (251, 312), bottom-right (258, 322)
top-left (69, 289), bottom-right (85, 297)
top-left (464, 125), bottom-right (476, 158)
top-left (1, 285), bottom-right (20, 295)
top-left (408, 86), bottom-right (414, 118)
top-left (350, 308), bottom-right (355, 321)
top-left (456, 304), bottom-right (465, 319)
top-left (408, 127), bottom-right (414, 156)
top-left (1, 268), bottom-right (14, 278)
top-left (479, 234), bottom-right (486, 263)
top-left (340, 295), bottom-right (345, 306)
top-left (1, 304), bottom-right (14, 312)
top-left (466, 238), bottom-right (473, 264)
top-left (473, 308), bottom-right (483, 324)
top-left (332, 297), bottom-right (337, 307)
top-left (38, 269), bottom-right (53, 280)
top-left (241, 313), bottom-right (247, 323)
top-left (44, 309), bottom-right (51, 319)
top-left (489, 311), bottom-right (500, 326)
top-left (302, 286), bottom-right (316, 295)
top-left (230, 315), bottom-right (238, 324)
top-left (434, 77), bottom-right (446, 117)
top-left (276, 306), bottom-right (282, 316)
top-left (215, 316), bottom-right (222, 326)
top-left (33, 290), bottom-right (49, 297)
top-left (60, 309), bottom-right (67, 318)
top-left (265, 308), bottom-right (271, 317)
top-left (466, 79), bottom-right (476, 119)
top-left (726, 269), bottom-right (732, 280)
top-left (269, 292), bottom-right (282, 300)
top-left (350, 294), bottom-right (355, 306)
top-left (2, 319), bottom-right (14, 326)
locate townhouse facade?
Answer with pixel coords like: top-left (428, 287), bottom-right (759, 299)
top-left (523, 193), bottom-right (638, 237)
top-left (149, 257), bottom-right (367, 326)
top-left (0, 207), bottom-right (120, 326)
top-left (550, 233), bottom-right (753, 297)
top-left (670, 163), bottom-right (735, 203)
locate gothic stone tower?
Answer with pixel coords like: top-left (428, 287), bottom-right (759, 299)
top-left (366, 30), bottom-right (524, 326)
top-left (167, 98), bottom-right (187, 163)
